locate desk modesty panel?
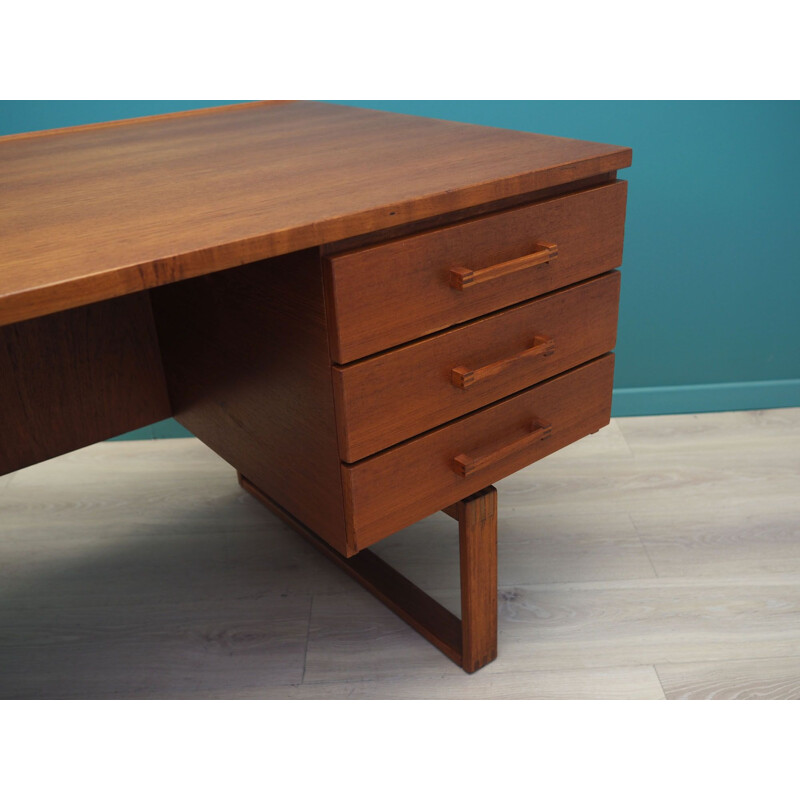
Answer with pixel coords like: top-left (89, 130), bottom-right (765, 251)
top-left (0, 102), bottom-right (631, 673)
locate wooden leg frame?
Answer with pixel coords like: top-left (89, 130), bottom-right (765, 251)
top-left (238, 474), bottom-right (498, 674)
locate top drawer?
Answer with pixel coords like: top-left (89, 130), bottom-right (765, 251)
top-left (324, 180), bottom-right (627, 363)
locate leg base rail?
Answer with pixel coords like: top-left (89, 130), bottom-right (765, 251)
top-left (238, 473), bottom-right (498, 674)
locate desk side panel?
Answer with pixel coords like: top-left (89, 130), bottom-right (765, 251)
top-left (0, 293), bottom-right (171, 475)
top-left (150, 250), bottom-right (349, 554)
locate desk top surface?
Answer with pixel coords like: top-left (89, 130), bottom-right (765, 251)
top-left (0, 100), bottom-right (631, 326)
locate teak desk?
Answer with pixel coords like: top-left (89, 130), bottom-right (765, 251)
top-left (0, 101), bottom-right (631, 673)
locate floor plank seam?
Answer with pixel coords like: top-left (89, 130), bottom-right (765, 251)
top-left (300, 595), bottom-right (314, 685)
top-left (627, 512), bottom-right (662, 579)
top-left (296, 572), bottom-right (800, 600)
top-left (652, 664), bottom-right (670, 699)
top-left (654, 652), bottom-right (800, 670)
top-left (502, 574), bottom-right (800, 590)
top-left (299, 662), bottom-right (667, 688)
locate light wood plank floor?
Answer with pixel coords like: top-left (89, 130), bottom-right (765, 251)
top-left (1, 409), bottom-right (798, 699)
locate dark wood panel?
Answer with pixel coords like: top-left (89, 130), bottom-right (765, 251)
top-left (0, 293), bottom-right (170, 475)
top-left (325, 181), bottom-right (628, 362)
top-left (150, 250), bottom-right (349, 554)
top-left (343, 355), bottom-right (615, 550)
top-left (333, 272), bottom-right (621, 461)
top-left (0, 101), bottom-right (631, 326)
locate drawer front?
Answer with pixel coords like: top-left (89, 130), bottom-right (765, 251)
top-left (342, 354), bottom-right (614, 550)
top-left (333, 271), bottom-right (620, 462)
top-left (325, 181), bottom-right (627, 363)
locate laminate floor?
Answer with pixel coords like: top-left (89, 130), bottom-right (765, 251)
top-left (1, 409), bottom-right (798, 699)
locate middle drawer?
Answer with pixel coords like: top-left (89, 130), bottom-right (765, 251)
top-left (333, 270), bottom-right (620, 462)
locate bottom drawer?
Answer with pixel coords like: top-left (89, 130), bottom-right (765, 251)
top-left (343, 354), bottom-right (614, 550)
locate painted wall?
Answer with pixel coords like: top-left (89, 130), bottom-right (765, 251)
top-left (1, 101), bottom-right (798, 438)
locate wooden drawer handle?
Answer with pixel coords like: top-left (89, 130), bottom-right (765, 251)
top-left (449, 241), bottom-right (558, 290)
top-left (451, 335), bottom-right (555, 389)
top-left (453, 419), bottom-right (552, 477)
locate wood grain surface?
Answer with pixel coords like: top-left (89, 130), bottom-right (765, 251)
top-left (150, 250), bottom-right (349, 553)
top-left (319, 172), bottom-right (618, 256)
top-left (343, 355), bottom-right (615, 549)
top-left (0, 101), bottom-right (631, 327)
top-left (0, 292), bottom-right (170, 475)
top-left (333, 272), bottom-right (620, 461)
top-left (457, 486), bottom-right (498, 673)
top-left (324, 181), bottom-right (628, 362)
top-left (656, 656), bottom-right (800, 700)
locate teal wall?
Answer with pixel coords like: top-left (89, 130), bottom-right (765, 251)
top-left (0, 101), bottom-right (246, 134)
top-left (2, 101), bottom-right (798, 438)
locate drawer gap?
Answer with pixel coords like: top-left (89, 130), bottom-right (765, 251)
top-left (341, 352), bottom-right (614, 466)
